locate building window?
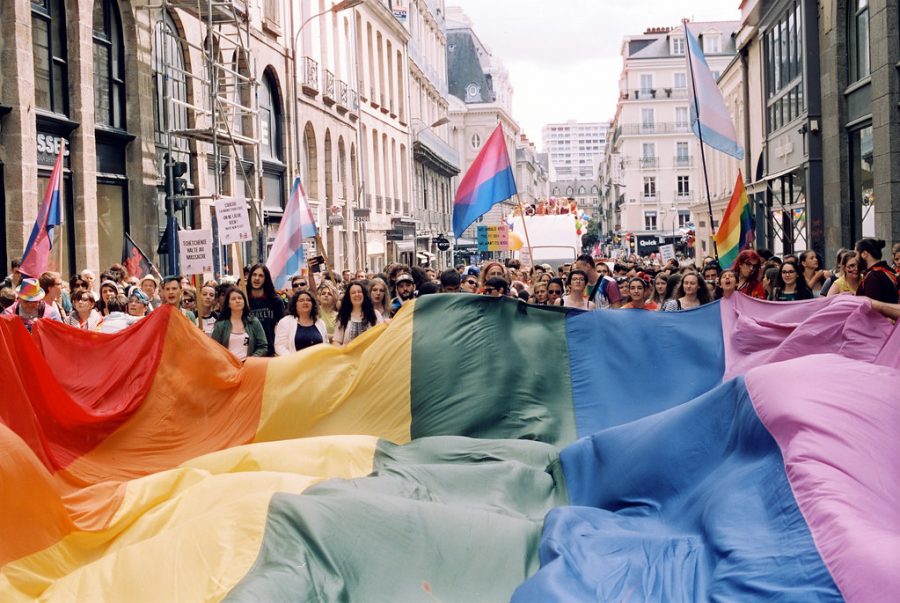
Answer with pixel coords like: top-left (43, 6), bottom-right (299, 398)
top-left (764, 1), bottom-right (804, 133)
top-left (676, 107), bottom-right (690, 129)
top-left (678, 210), bottom-right (691, 228)
top-left (259, 73), bottom-right (282, 162)
top-left (848, 0), bottom-right (870, 83)
top-left (644, 210), bottom-right (658, 231)
top-left (849, 125), bottom-right (875, 238)
top-left (643, 177), bottom-right (656, 199)
top-left (677, 175), bottom-right (691, 197)
top-left (465, 83), bottom-right (480, 100)
top-left (471, 133), bottom-right (481, 149)
top-left (674, 72), bottom-right (686, 89)
top-left (641, 108), bottom-right (655, 129)
top-left (32, 0), bottom-right (69, 115)
top-left (93, 0), bottom-right (126, 129)
top-left (640, 74), bottom-right (653, 95)
top-left (671, 36), bottom-right (685, 55)
top-left (703, 33), bottom-right (721, 54)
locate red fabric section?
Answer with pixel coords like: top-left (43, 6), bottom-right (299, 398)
top-left (0, 308), bottom-right (169, 470)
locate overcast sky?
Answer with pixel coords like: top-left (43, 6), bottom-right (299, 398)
top-left (447, 1), bottom-right (742, 150)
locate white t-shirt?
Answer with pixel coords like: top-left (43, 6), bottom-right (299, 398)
top-left (228, 331), bottom-right (249, 361)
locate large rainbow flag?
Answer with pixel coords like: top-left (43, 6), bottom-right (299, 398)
top-left (1, 295), bottom-right (897, 601)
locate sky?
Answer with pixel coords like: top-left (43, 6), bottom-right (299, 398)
top-left (447, 1), bottom-right (742, 151)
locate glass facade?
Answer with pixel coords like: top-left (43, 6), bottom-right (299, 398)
top-left (848, 0), bottom-right (870, 83)
top-left (764, 0), bottom-right (803, 132)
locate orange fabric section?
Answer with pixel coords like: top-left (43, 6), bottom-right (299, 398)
top-left (61, 311), bottom-right (265, 485)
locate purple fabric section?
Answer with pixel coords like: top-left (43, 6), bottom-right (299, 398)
top-left (719, 294), bottom-right (894, 381)
top-left (745, 352), bottom-right (900, 602)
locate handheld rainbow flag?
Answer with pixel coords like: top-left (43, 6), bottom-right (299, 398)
top-left (714, 170), bottom-right (755, 269)
top-left (19, 149), bottom-right (64, 278)
top-left (267, 177), bottom-right (317, 290)
top-left (453, 123), bottom-right (517, 238)
top-left (684, 22), bottom-right (744, 160)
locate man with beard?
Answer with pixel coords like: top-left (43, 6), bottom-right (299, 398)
top-left (390, 273), bottom-right (416, 315)
top-left (855, 238), bottom-right (898, 304)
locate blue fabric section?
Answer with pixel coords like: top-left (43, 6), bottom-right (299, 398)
top-left (452, 167), bottom-right (518, 238)
top-left (691, 120), bottom-right (746, 161)
top-left (565, 301), bottom-right (725, 438)
top-left (512, 377), bottom-right (841, 602)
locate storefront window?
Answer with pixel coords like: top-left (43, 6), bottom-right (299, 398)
top-left (32, 0), bottom-right (69, 115)
top-left (93, 0), bottom-right (126, 129)
top-left (97, 182), bottom-right (127, 272)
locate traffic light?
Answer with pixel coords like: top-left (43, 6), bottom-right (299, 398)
top-left (164, 153), bottom-right (189, 211)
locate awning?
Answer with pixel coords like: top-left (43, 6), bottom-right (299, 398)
top-left (416, 251), bottom-right (435, 262)
top-left (455, 237), bottom-right (477, 248)
top-left (394, 240), bottom-right (415, 252)
top-left (366, 236), bottom-right (385, 256)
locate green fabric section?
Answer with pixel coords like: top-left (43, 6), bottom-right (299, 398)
top-left (225, 436), bottom-right (567, 603)
top-left (409, 294), bottom-right (577, 446)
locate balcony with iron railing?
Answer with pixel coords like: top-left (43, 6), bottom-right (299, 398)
top-left (376, 195), bottom-right (384, 213)
top-left (624, 87), bottom-right (689, 100)
top-left (673, 155), bottom-right (693, 168)
top-left (618, 122), bottom-right (692, 136)
top-left (337, 80), bottom-right (350, 114)
top-left (639, 156), bottom-right (659, 170)
top-left (323, 70), bottom-right (336, 106)
top-left (674, 189), bottom-right (694, 201)
top-left (349, 90), bottom-right (359, 119)
top-left (301, 57), bottom-right (319, 96)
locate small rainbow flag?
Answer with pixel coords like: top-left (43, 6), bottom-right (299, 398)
top-left (714, 171), bottom-right (754, 270)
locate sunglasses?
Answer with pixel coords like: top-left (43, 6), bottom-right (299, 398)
top-left (465, 280), bottom-right (477, 286)
top-left (293, 282), bottom-right (307, 288)
top-left (548, 289), bottom-right (563, 295)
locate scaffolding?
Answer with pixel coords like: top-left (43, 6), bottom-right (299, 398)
top-left (152, 0), bottom-right (263, 269)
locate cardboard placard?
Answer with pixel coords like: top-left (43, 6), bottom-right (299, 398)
top-left (178, 229), bottom-right (214, 274)
top-left (214, 197), bottom-right (253, 245)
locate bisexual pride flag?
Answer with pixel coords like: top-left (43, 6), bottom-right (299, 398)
top-left (266, 177), bottom-right (317, 290)
top-left (453, 123), bottom-right (517, 238)
top-left (1, 294), bottom-right (897, 601)
top-left (19, 149), bottom-right (63, 278)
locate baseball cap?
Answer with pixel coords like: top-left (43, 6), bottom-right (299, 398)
top-left (396, 273), bottom-right (415, 284)
top-left (17, 278), bottom-right (46, 302)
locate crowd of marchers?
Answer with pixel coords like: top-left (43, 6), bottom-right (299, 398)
top-left (2, 237), bottom-right (898, 363)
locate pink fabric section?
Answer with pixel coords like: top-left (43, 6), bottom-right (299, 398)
top-left (746, 351), bottom-right (900, 602)
top-left (719, 294), bottom-right (894, 381)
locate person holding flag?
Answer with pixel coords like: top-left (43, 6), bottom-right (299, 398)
top-left (19, 149), bottom-right (64, 279)
top-left (267, 177), bottom-right (318, 291)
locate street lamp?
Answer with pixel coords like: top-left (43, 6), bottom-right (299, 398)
top-left (412, 117), bottom-right (451, 267)
top-left (292, 0), bottom-right (363, 174)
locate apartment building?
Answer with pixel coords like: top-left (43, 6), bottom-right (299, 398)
top-left (542, 120), bottom-right (608, 180)
top-left (607, 22), bottom-right (739, 256)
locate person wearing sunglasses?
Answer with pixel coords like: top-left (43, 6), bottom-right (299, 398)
top-left (546, 278), bottom-right (565, 306)
top-left (291, 277), bottom-right (310, 293)
top-left (481, 277), bottom-right (508, 298)
top-left (770, 262), bottom-right (814, 301)
top-left (460, 276), bottom-right (479, 294)
top-left (732, 250), bottom-right (766, 299)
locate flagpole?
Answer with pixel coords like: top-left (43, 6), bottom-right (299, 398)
top-left (513, 196), bottom-right (535, 271)
top-left (683, 19), bottom-right (720, 266)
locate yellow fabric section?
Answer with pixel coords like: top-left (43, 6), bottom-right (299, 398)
top-left (256, 301), bottom-right (415, 444)
top-left (0, 436), bottom-right (378, 602)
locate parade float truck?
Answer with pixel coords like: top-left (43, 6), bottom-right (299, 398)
top-left (509, 213), bottom-right (583, 269)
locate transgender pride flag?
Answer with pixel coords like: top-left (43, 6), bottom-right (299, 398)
top-left (453, 123), bottom-right (517, 238)
top-left (267, 177), bottom-right (317, 290)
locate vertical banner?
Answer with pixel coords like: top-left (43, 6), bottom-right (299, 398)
top-left (178, 229), bottom-right (214, 275)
